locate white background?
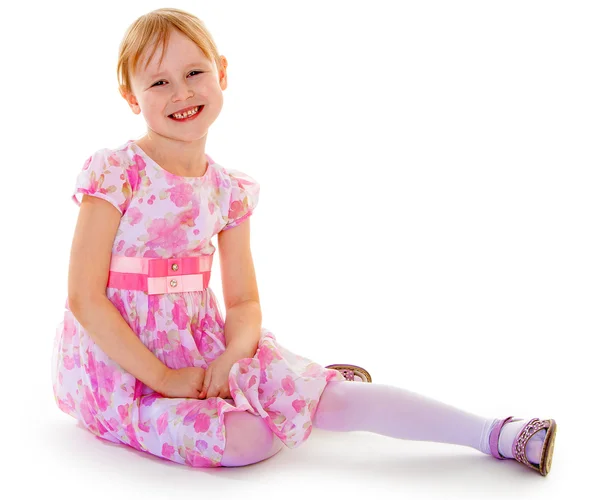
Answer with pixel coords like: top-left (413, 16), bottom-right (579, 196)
top-left (1, 0), bottom-right (597, 498)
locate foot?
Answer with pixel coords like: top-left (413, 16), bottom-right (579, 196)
top-left (489, 416), bottom-right (557, 476)
top-left (499, 420), bottom-right (546, 464)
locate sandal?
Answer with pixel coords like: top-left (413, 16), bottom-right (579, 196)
top-left (325, 364), bottom-right (372, 383)
top-left (489, 416), bottom-right (557, 476)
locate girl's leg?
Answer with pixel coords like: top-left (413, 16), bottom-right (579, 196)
top-left (221, 411), bottom-right (285, 467)
top-left (313, 380), bottom-right (545, 463)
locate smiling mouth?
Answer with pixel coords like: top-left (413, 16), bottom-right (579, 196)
top-left (169, 105), bottom-right (204, 119)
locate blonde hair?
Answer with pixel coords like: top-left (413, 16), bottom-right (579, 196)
top-left (117, 7), bottom-right (223, 98)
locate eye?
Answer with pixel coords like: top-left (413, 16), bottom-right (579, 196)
top-left (152, 71), bottom-right (204, 87)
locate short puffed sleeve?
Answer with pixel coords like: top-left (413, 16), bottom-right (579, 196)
top-left (72, 149), bottom-right (133, 215)
top-left (222, 169), bottom-right (260, 230)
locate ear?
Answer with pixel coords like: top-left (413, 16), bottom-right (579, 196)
top-left (219, 55), bottom-right (228, 91)
top-left (120, 86), bottom-right (142, 115)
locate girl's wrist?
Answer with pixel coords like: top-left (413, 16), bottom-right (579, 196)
top-left (156, 366), bottom-right (173, 394)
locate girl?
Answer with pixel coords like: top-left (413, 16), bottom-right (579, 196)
top-left (51, 7), bottom-right (557, 474)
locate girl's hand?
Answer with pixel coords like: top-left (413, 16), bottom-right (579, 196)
top-left (199, 351), bottom-right (238, 399)
top-left (158, 367), bottom-right (206, 399)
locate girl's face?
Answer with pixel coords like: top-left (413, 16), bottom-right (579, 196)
top-left (124, 28), bottom-right (227, 143)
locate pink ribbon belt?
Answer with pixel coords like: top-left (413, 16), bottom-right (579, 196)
top-left (107, 255), bottom-right (213, 295)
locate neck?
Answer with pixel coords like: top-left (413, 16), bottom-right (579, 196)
top-left (138, 133), bottom-right (208, 176)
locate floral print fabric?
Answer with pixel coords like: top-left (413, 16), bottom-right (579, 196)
top-left (51, 139), bottom-right (344, 467)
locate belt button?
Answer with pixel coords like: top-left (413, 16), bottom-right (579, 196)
top-left (170, 279), bottom-right (178, 287)
top-left (171, 263), bottom-right (179, 271)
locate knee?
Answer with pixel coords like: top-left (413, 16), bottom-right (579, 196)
top-left (314, 381), bottom-right (351, 417)
top-left (221, 411), bottom-right (283, 467)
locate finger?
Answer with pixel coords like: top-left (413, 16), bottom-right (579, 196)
top-left (201, 369), bottom-right (211, 398)
top-left (208, 381), bottom-right (225, 399)
top-left (206, 384), bottom-right (218, 399)
top-left (216, 386), bottom-right (226, 398)
top-left (218, 384), bottom-right (230, 399)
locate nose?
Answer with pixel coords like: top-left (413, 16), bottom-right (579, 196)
top-left (172, 83), bottom-right (194, 102)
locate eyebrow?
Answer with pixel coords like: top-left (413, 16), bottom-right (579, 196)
top-left (148, 62), bottom-right (209, 80)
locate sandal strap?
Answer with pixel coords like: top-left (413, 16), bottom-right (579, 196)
top-left (513, 418), bottom-right (551, 471)
top-left (325, 364), bottom-right (372, 383)
top-left (489, 416), bottom-right (516, 460)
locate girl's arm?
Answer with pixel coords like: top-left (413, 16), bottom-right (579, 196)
top-left (69, 295), bottom-right (170, 393)
top-left (218, 218), bottom-right (262, 359)
top-left (68, 195), bottom-right (169, 393)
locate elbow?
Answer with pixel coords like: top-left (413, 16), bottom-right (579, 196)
top-left (67, 294), bottom-right (86, 319)
top-left (68, 278), bottom-right (107, 316)
top-left (67, 292), bottom-right (105, 319)
top-left (225, 297), bottom-right (261, 312)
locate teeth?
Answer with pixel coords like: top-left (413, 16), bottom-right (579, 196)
top-left (172, 106), bottom-right (201, 119)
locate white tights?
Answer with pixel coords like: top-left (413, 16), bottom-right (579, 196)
top-left (220, 380), bottom-right (497, 467)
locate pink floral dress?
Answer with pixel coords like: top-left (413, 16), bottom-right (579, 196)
top-left (51, 139), bottom-right (345, 468)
